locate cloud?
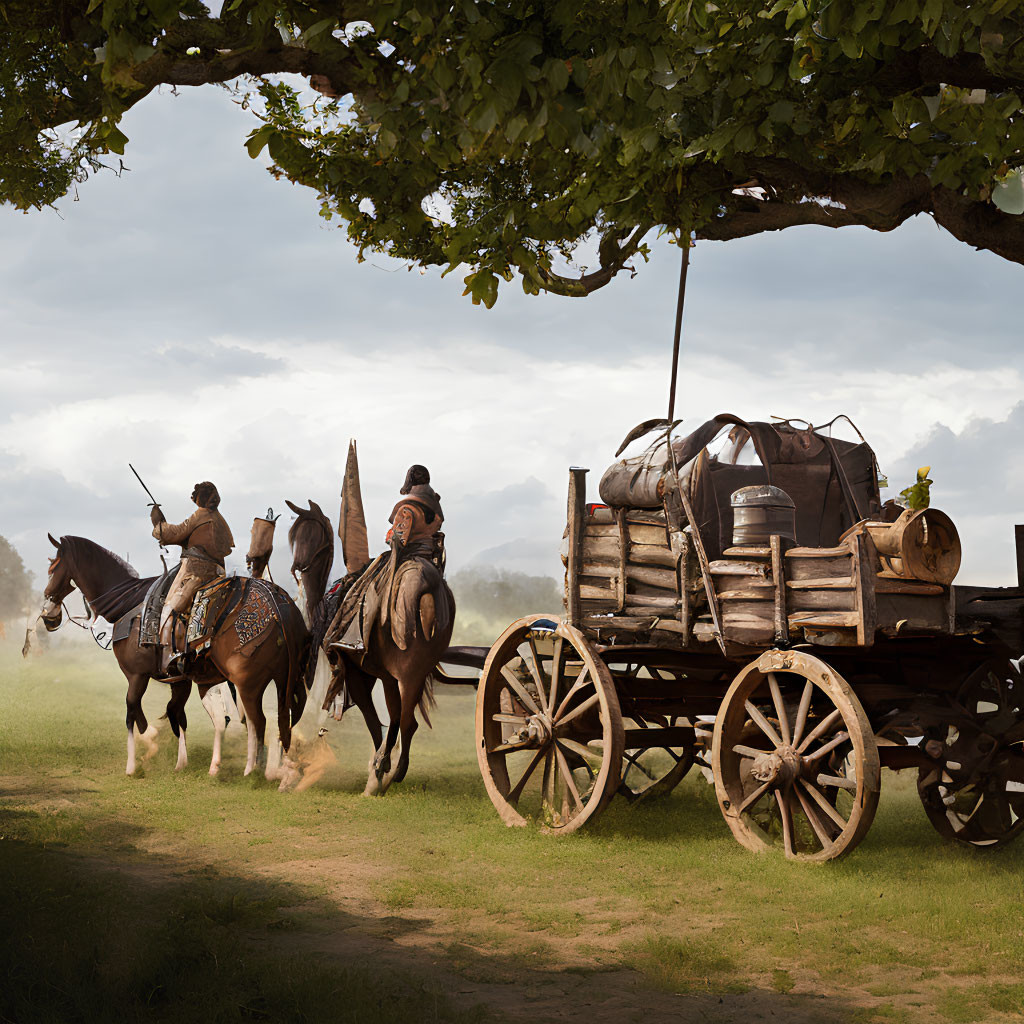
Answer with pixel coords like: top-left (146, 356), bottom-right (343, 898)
top-left (2, 81), bottom-right (1023, 612)
top-left (890, 404), bottom-right (1024, 586)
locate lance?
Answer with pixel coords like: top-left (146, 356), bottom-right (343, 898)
top-left (129, 463), bottom-right (167, 553)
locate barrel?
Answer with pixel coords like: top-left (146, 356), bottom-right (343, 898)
top-left (731, 485), bottom-right (797, 547)
top-left (863, 507), bottom-right (960, 584)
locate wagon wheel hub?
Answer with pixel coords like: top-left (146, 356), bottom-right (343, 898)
top-left (750, 745), bottom-right (802, 786)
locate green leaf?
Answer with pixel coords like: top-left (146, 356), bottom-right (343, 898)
top-left (785, 1), bottom-right (807, 31)
top-left (244, 125), bottom-right (274, 159)
top-left (993, 170), bottom-right (1024, 215)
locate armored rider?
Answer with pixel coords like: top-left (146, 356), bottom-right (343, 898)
top-left (151, 481), bottom-right (234, 673)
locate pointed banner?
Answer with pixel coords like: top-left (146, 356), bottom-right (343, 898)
top-left (339, 439), bottom-right (370, 573)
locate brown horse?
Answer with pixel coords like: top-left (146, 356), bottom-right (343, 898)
top-left (38, 534), bottom-right (310, 777)
top-left (286, 508), bottom-right (456, 795)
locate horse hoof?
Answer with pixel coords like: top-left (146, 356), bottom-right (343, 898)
top-left (209, 763), bottom-right (220, 777)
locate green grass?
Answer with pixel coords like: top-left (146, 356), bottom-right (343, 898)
top-left (4, 642), bottom-right (1024, 1022)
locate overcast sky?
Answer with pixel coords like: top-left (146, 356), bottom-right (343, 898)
top-left (2, 83), bottom-right (1022, 608)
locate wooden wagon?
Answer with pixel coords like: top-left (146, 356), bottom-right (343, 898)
top-left (469, 415), bottom-right (1024, 861)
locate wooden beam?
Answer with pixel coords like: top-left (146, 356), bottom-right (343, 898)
top-left (566, 468), bottom-right (588, 627)
top-left (1017, 524), bottom-right (1024, 588)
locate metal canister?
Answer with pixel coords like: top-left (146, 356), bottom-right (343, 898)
top-left (731, 485), bottom-right (797, 547)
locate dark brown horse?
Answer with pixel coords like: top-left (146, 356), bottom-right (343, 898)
top-left (38, 534), bottom-right (310, 776)
top-left (285, 499), bottom-right (333, 625)
top-left (284, 507), bottom-right (455, 795)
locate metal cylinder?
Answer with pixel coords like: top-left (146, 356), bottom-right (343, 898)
top-left (731, 485), bottom-right (797, 547)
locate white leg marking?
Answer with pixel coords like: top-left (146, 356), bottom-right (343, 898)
top-left (126, 727), bottom-right (137, 776)
top-left (244, 718), bottom-right (258, 776)
top-left (202, 689), bottom-right (226, 776)
top-left (175, 728), bottom-right (188, 771)
top-left (140, 723), bottom-right (160, 762)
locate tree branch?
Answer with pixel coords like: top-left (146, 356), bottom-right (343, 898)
top-left (532, 223), bottom-right (653, 296)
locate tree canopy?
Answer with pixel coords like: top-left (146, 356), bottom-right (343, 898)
top-left (0, 535), bottom-right (33, 621)
top-left (3, 1), bottom-right (1023, 303)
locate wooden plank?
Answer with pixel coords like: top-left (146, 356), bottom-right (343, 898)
top-left (566, 468), bottom-right (588, 627)
top-left (874, 577), bottom-right (945, 596)
top-left (616, 508), bottom-right (628, 612)
top-left (629, 542), bottom-right (677, 568)
top-left (722, 546), bottom-right (771, 559)
top-left (708, 560), bottom-right (767, 576)
top-left (628, 523), bottom-right (670, 546)
top-left (623, 594), bottom-right (679, 610)
top-left (625, 510), bottom-right (667, 525)
top-left (788, 611), bottom-right (860, 628)
top-left (582, 535), bottom-right (619, 564)
top-left (785, 555), bottom-right (854, 581)
top-left (855, 530), bottom-right (876, 646)
top-left (626, 564), bottom-right (678, 589)
top-left (771, 534), bottom-right (787, 642)
top-left (670, 528), bottom-right (691, 641)
top-left (718, 583), bottom-right (775, 599)
top-left (580, 582), bottom-right (616, 602)
top-left (786, 577), bottom-right (856, 590)
top-left (585, 522), bottom-right (669, 545)
top-left (785, 589), bottom-right (856, 611)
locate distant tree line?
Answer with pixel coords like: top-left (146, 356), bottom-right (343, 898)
top-left (0, 536), bottom-right (33, 622)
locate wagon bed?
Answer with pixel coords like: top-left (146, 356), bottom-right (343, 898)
top-left (470, 415), bottom-right (1024, 860)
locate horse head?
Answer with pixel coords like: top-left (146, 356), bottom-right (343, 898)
top-left (286, 499), bottom-right (334, 620)
top-left (40, 533), bottom-right (75, 630)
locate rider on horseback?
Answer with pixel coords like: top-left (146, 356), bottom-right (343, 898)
top-left (151, 481), bottom-right (234, 674)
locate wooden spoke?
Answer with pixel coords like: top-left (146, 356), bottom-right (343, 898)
top-left (556, 691), bottom-right (600, 729)
top-left (775, 789), bottom-right (794, 858)
top-left (745, 700), bottom-right (782, 748)
top-left (557, 737), bottom-right (603, 766)
top-left (794, 783), bottom-right (835, 849)
top-left (799, 778), bottom-right (849, 830)
top-left (791, 679), bottom-right (814, 748)
top-left (796, 708), bottom-right (842, 754)
top-left (732, 743), bottom-right (771, 759)
top-left (738, 779), bottom-right (772, 814)
top-left (553, 745), bottom-right (585, 811)
top-left (506, 747), bottom-right (547, 805)
top-left (816, 773), bottom-right (857, 791)
top-left (492, 739), bottom-right (533, 754)
top-left (500, 664), bottom-right (540, 717)
top-left (767, 673), bottom-right (791, 745)
top-left (803, 731), bottom-right (851, 764)
top-left (542, 749), bottom-right (556, 810)
top-left (548, 635), bottom-right (565, 714)
top-left (525, 637), bottom-right (549, 715)
top-left (553, 669), bottom-right (591, 721)
top-left (491, 713), bottom-right (529, 726)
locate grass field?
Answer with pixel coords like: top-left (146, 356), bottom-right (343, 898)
top-left (2, 640), bottom-right (1023, 1023)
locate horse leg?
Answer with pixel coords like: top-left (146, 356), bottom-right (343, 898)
top-left (384, 675), bottom-right (426, 789)
top-left (239, 686), bottom-right (267, 777)
top-left (365, 677), bottom-right (400, 797)
top-left (125, 674), bottom-right (151, 776)
top-left (165, 681), bottom-right (191, 771)
top-left (200, 683), bottom-right (229, 776)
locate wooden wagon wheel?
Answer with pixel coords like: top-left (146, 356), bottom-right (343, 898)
top-left (917, 655), bottom-right (1024, 847)
top-left (618, 713), bottom-right (696, 803)
top-left (602, 660), bottom-right (696, 802)
top-left (475, 615), bottom-right (624, 833)
top-left (712, 649), bottom-right (881, 862)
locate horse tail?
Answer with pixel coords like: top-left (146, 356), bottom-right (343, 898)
top-left (417, 672), bottom-right (437, 729)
